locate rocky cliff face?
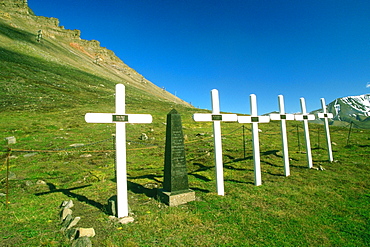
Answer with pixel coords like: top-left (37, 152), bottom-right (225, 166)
top-left (0, 0), bottom-right (191, 107)
top-left (1, 0), bottom-right (30, 14)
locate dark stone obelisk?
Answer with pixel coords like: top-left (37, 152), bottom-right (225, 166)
top-left (158, 109), bottom-right (195, 206)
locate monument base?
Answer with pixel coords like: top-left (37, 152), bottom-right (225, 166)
top-left (158, 189), bottom-right (195, 206)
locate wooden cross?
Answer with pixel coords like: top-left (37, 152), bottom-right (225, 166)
top-left (238, 94), bottom-right (270, 186)
top-left (294, 98), bottom-right (315, 168)
top-left (269, 95), bottom-right (295, 176)
top-left (317, 98), bottom-right (334, 162)
top-left (85, 84), bottom-right (152, 218)
top-left (193, 89), bottom-right (237, 195)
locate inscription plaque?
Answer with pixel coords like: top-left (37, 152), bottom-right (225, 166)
top-left (212, 115), bottom-right (223, 121)
top-left (251, 117), bottom-right (259, 122)
top-left (112, 115), bottom-right (128, 122)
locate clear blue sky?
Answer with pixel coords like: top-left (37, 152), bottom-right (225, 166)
top-left (29, 0), bottom-right (370, 114)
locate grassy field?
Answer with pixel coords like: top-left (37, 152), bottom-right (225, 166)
top-left (1, 106), bottom-right (369, 246)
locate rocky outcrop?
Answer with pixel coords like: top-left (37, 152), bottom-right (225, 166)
top-left (0, 0), bottom-right (31, 14)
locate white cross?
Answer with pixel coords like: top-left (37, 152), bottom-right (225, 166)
top-left (193, 89), bottom-right (238, 196)
top-left (294, 98), bottom-right (315, 168)
top-left (238, 94), bottom-right (270, 186)
top-left (85, 84), bottom-right (152, 218)
top-left (317, 98), bottom-right (334, 162)
top-left (269, 95), bottom-right (295, 176)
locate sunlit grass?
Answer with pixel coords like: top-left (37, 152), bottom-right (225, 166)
top-left (1, 106), bottom-right (369, 246)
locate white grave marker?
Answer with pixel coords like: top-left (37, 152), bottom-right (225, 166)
top-left (238, 94), bottom-right (270, 186)
top-left (269, 95), bottom-right (295, 176)
top-left (318, 98), bottom-right (334, 162)
top-left (193, 89), bottom-right (238, 196)
top-left (85, 84), bottom-right (152, 218)
top-left (294, 98), bottom-right (315, 168)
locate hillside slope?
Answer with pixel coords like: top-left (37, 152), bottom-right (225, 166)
top-left (0, 0), bottom-right (192, 112)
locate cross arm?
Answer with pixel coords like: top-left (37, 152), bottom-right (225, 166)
top-left (317, 113), bottom-right (334, 119)
top-left (237, 115), bottom-right (270, 123)
top-left (294, 114), bottom-right (316, 121)
top-left (85, 113), bottom-right (152, 123)
top-left (193, 113), bottom-right (238, 122)
top-left (269, 113), bottom-right (295, 121)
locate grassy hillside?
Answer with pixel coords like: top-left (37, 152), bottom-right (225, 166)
top-left (1, 2), bottom-right (370, 246)
top-left (0, 3), bottom-right (190, 113)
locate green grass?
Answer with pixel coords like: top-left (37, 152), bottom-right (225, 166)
top-left (1, 109), bottom-right (369, 246)
top-left (1, 7), bottom-right (369, 247)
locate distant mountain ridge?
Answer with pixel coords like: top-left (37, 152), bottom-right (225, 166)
top-left (312, 94), bottom-right (370, 128)
top-left (329, 94), bottom-right (370, 120)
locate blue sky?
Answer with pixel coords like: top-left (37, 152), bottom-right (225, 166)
top-left (29, 0), bottom-right (370, 114)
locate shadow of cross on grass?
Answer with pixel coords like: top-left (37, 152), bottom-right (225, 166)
top-left (125, 174), bottom-right (163, 199)
top-left (35, 183), bottom-right (106, 213)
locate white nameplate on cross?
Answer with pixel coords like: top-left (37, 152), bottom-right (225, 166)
top-left (85, 84), bottom-right (152, 218)
top-left (295, 98), bottom-right (314, 168)
top-left (192, 89), bottom-right (237, 196)
top-left (318, 98), bottom-right (334, 162)
top-left (238, 94), bottom-right (270, 186)
top-left (269, 95), bottom-right (295, 176)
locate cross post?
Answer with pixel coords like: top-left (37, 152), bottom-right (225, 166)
top-left (294, 98), bottom-right (315, 168)
top-left (318, 98), bottom-right (334, 162)
top-left (193, 89), bottom-right (237, 195)
top-left (238, 94), bottom-right (270, 186)
top-left (85, 84), bottom-right (152, 218)
top-left (269, 95), bottom-right (295, 176)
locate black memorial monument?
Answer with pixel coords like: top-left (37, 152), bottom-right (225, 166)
top-left (158, 109), bottom-right (195, 206)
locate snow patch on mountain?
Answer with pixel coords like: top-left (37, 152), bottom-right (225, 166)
top-left (333, 99), bottom-right (341, 120)
top-left (340, 94), bottom-right (370, 116)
